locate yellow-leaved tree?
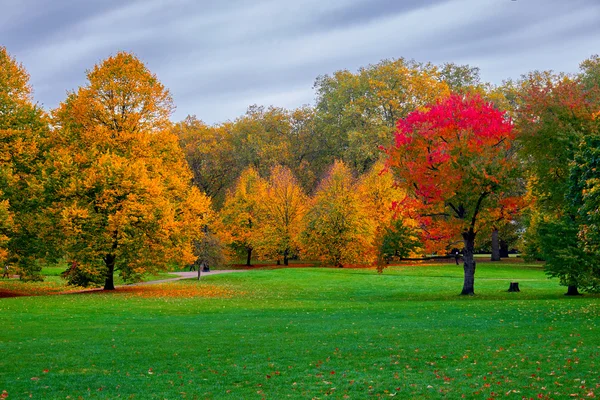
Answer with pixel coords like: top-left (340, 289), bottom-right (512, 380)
top-left (253, 165), bottom-right (307, 265)
top-left (300, 160), bottom-right (375, 267)
top-left (219, 167), bottom-right (266, 266)
top-left (356, 161), bottom-right (420, 267)
top-left (0, 46), bottom-right (49, 279)
top-left (48, 52), bottom-right (211, 290)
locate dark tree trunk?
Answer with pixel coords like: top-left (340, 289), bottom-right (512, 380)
top-left (276, 259), bottom-right (280, 265)
top-left (565, 285), bottom-right (581, 296)
top-left (461, 229), bottom-right (476, 295)
top-left (508, 282), bottom-right (520, 292)
top-left (499, 240), bottom-right (509, 258)
top-left (104, 254), bottom-right (116, 290)
top-left (491, 228), bottom-right (500, 261)
top-left (246, 247), bottom-right (252, 266)
top-left (283, 250), bottom-right (289, 266)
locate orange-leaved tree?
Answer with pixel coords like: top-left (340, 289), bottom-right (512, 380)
top-left (253, 165), bottom-right (307, 265)
top-left (387, 94), bottom-right (520, 295)
top-left (300, 160), bottom-right (375, 267)
top-left (48, 52), bottom-right (211, 290)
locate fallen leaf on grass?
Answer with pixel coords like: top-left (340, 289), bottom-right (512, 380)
top-left (115, 283), bottom-right (244, 299)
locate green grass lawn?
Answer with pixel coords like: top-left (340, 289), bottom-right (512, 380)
top-left (0, 268), bottom-right (178, 297)
top-left (1, 262), bottom-right (599, 399)
top-left (40, 266), bottom-right (176, 282)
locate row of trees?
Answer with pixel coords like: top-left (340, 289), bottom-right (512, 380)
top-left (181, 55), bottom-right (600, 295)
top-left (2, 43), bottom-right (599, 295)
top-left (175, 59), bottom-right (488, 208)
top-left (218, 161), bottom-right (417, 269)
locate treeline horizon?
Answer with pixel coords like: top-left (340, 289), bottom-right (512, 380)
top-left (2, 45), bottom-right (599, 294)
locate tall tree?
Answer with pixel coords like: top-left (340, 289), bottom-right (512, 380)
top-left (219, 167), bottom-right (265, 266)
top-left (254, 165), bottom-right (307, 265)
top-left (314, 58), bottom-right (450, 174)
top-left (0, 46), bottom-right (49, 279)
top-left (286, 106), bottom-right (330, 193)
top-left (573, 56), bottom-right (600, 257)
top-left (517, 60), bottom-right (600, 294)
top-left (387, 94), bottom-right (519, 295)
top-left (557, 115), bottom-right (600, 293)
top-left (572, 127), bottom-right (600, 251)
top-left (438, 63), bottom-right (483, 94)
top-left (175, 116), bottom-right (238, 208)
top-left (228, 105), bottom-right (292, 178)
top-left (49, 52), bottom-right (210, 290)
top-left (517, 72), bottom-right (593, 209)
top-left (300, 161), bottom-right (375, 267)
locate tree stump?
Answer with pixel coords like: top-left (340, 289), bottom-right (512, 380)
top-left (507, 282), bottom-right (520, 292)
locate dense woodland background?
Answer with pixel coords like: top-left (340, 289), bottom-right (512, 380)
top-left (1, 46), bottom-right (599, 294)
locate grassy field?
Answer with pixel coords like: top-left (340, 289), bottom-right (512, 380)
top-left (0, 267), bottom-right (176, 297)
top-left (1, 262), bottom-right (599, 399)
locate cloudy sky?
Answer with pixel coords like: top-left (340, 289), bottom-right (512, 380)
top-left (2, 0), bottom-right (599, 124)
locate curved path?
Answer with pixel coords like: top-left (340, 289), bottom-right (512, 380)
top-left (127, 269), bottom-right (249, 286)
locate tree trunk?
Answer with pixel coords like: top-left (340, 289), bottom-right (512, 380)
top-left (246, 247), bottom-right (252, 266)
top-left (104, 254), bottom-right (116, 290)
top-left (565, 285), bottom-right (581, 296)
top-left (283, 250), bottom-right (289, 266)
top-left (491, 228), bottom-right (500, 261)
top-left (508, 282), bottom-right (520, 292)
top-left (461, 229), bottom-right (476, 295)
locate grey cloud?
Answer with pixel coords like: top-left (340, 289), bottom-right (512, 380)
top-left (312, 0), bottom-right (448, 31)
top-left (2, 0), bottom-right (599, 123)
top-left (0, 0), bottom-right (125, 51)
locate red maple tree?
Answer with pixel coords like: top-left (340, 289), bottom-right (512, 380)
top-left (387, 94), bottom-right (521, 295)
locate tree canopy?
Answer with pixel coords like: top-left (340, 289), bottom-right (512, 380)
top-left (48, 52), bottom-right (211, 289)
top-left (387, 94), bottom-right (520, 294)
top-left (0, 46), bottom-right (49, 279)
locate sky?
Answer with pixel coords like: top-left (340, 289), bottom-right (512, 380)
top-left (2, 0), bottom-right (600, 124)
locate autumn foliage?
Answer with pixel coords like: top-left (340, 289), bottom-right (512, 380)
top-left (0, 46), bottom-right (49, 278)
top-left (300, 161), bottom-right (375, 267)
top-left (388, 94), bottom-right (520, 294)
top-left (4, 44), bottom-right (600, 297)
top-left (220, 167), bottom-right (265, 265)
top-left (516, 62), bottom-right (600, 293)
top-left (254, 165), bottom-right (307, 265)
top-left (48, 52), bottom-right (211, 289)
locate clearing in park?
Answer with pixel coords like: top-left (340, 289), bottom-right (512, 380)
top-left (1, 261), bottom-right (599, 398)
